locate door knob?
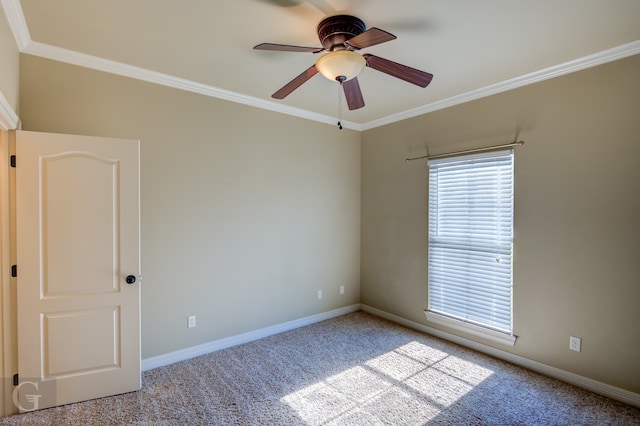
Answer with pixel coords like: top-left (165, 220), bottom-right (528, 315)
top-left (125, 275), bottom-right (137, 284)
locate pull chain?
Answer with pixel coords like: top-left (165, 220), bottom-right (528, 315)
top-left (337, 81), bottom-right (343, 130)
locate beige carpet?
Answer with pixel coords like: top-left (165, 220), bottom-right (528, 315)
top-left (2, 311), bottom-right (639, 425)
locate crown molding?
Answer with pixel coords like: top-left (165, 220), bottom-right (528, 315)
top-left (0, 0), bottom-right (25, 129)
top-left (0, 0), bottom-right (29, 50)
top-left (2, 0), bottom-right (636, 132)
top-left (23, 37), bottom-right (639, 133)
top-left (0, 90), bottom-right (19, 130)
top-left (0, 0), bottom-right (361, 131)
top-left (361, 39), bottom-right (640, 130)
top-left (22, 41), bottom-right (362, 131)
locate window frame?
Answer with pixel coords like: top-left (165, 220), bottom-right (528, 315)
top-left (425, 149), bottom-right (516, 346)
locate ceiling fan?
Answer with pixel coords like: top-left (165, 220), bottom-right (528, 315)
top-left (254, 15), bottom-right (433, 111)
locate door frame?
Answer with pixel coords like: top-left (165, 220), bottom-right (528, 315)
top-left (0, 129), bottom-right (17, 417)
top-left (0, 85), bottom-right (20, 416)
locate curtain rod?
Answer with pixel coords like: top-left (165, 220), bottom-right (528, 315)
top-left (405, 140), bottom-right (525, 162)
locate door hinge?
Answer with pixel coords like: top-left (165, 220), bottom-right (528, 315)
top-left (10, 155), bottom-right (16, 168)
top-left (13, 374), bottom-right (18, 386)
top-left (11, 265), bottom-right (17, 278)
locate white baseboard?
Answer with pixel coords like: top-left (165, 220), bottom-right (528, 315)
top-left (360, 304), bottom-right (640, 408)
top-left (141, 303), bottom-right (639, 408)
top-left (141, 304), bottom-right (361, 372)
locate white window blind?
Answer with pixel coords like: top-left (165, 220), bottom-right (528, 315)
top-left (427, 149), bottom-right (514, 334)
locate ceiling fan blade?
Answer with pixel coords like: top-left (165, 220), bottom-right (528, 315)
top-left (252, 0), bottom-right (302, 6)
top-left (252, 0), bottom-right (334, 14)
top-left (342, 77), bottom-right (365, 110)
top-left (363, 54), bottom-right (433, 88)
top-left (345, 28), bottom-right (396, 49)
top-left (272, 65), bottom-right (319, 99)
top-left (254, 43), bottom-right (323, 53)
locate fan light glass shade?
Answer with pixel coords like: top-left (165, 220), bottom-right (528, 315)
top-left (316, 50), bottom-right (366, 82)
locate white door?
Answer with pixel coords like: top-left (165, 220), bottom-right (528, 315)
top-left (15, 130), bottom-right (140, 412)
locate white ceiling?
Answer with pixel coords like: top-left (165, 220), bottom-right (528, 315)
top-left (6, 0), bottom-right (640, 129)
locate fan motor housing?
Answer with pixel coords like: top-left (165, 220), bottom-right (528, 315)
top-left (317, 15), bottom-right (366, 51)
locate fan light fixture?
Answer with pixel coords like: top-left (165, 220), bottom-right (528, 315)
top-left (254, 14), bottom-right (433, 118)
top-left (316, 50), bottom-right (366, 82)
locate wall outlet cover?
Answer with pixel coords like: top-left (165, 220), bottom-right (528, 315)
top-left (188, 315), bottom-right (197, 328)
top-left (569, 336), bottom-right (581, 352)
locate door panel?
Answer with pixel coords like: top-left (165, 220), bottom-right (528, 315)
top-left (44, 306), bottom-right (120, 377)
top-left (16, 130), bottom-right (140, 412)
top-left (42, 153), bottom-right (120, 296)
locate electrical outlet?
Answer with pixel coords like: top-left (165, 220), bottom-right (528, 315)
top-left (569, 336), bottom-right (581, 352)
top-left (317, 290), bottom-right (323, 300)
top-left (340, 285), bottom-right (345, 295)
top-left (188, 315), bottom-right (196, 328)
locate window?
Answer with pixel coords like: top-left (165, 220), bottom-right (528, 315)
top-left (426, 149), bottom-right (516, 346)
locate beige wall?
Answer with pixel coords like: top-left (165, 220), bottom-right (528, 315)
top-left (15, 48), bottom-right (640, 396)
top-left (0, 7), bottom-right (19, 113)
top-left (19, 55), bottom-right (361, 359)
top-left (361, 54), bottom-right (640, 393)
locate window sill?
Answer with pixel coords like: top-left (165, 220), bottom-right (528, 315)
top-left (425, 311), bottom-right (517, 347)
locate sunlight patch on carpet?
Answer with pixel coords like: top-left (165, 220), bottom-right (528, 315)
top-left (281, 341), bottom-right (494, 425)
